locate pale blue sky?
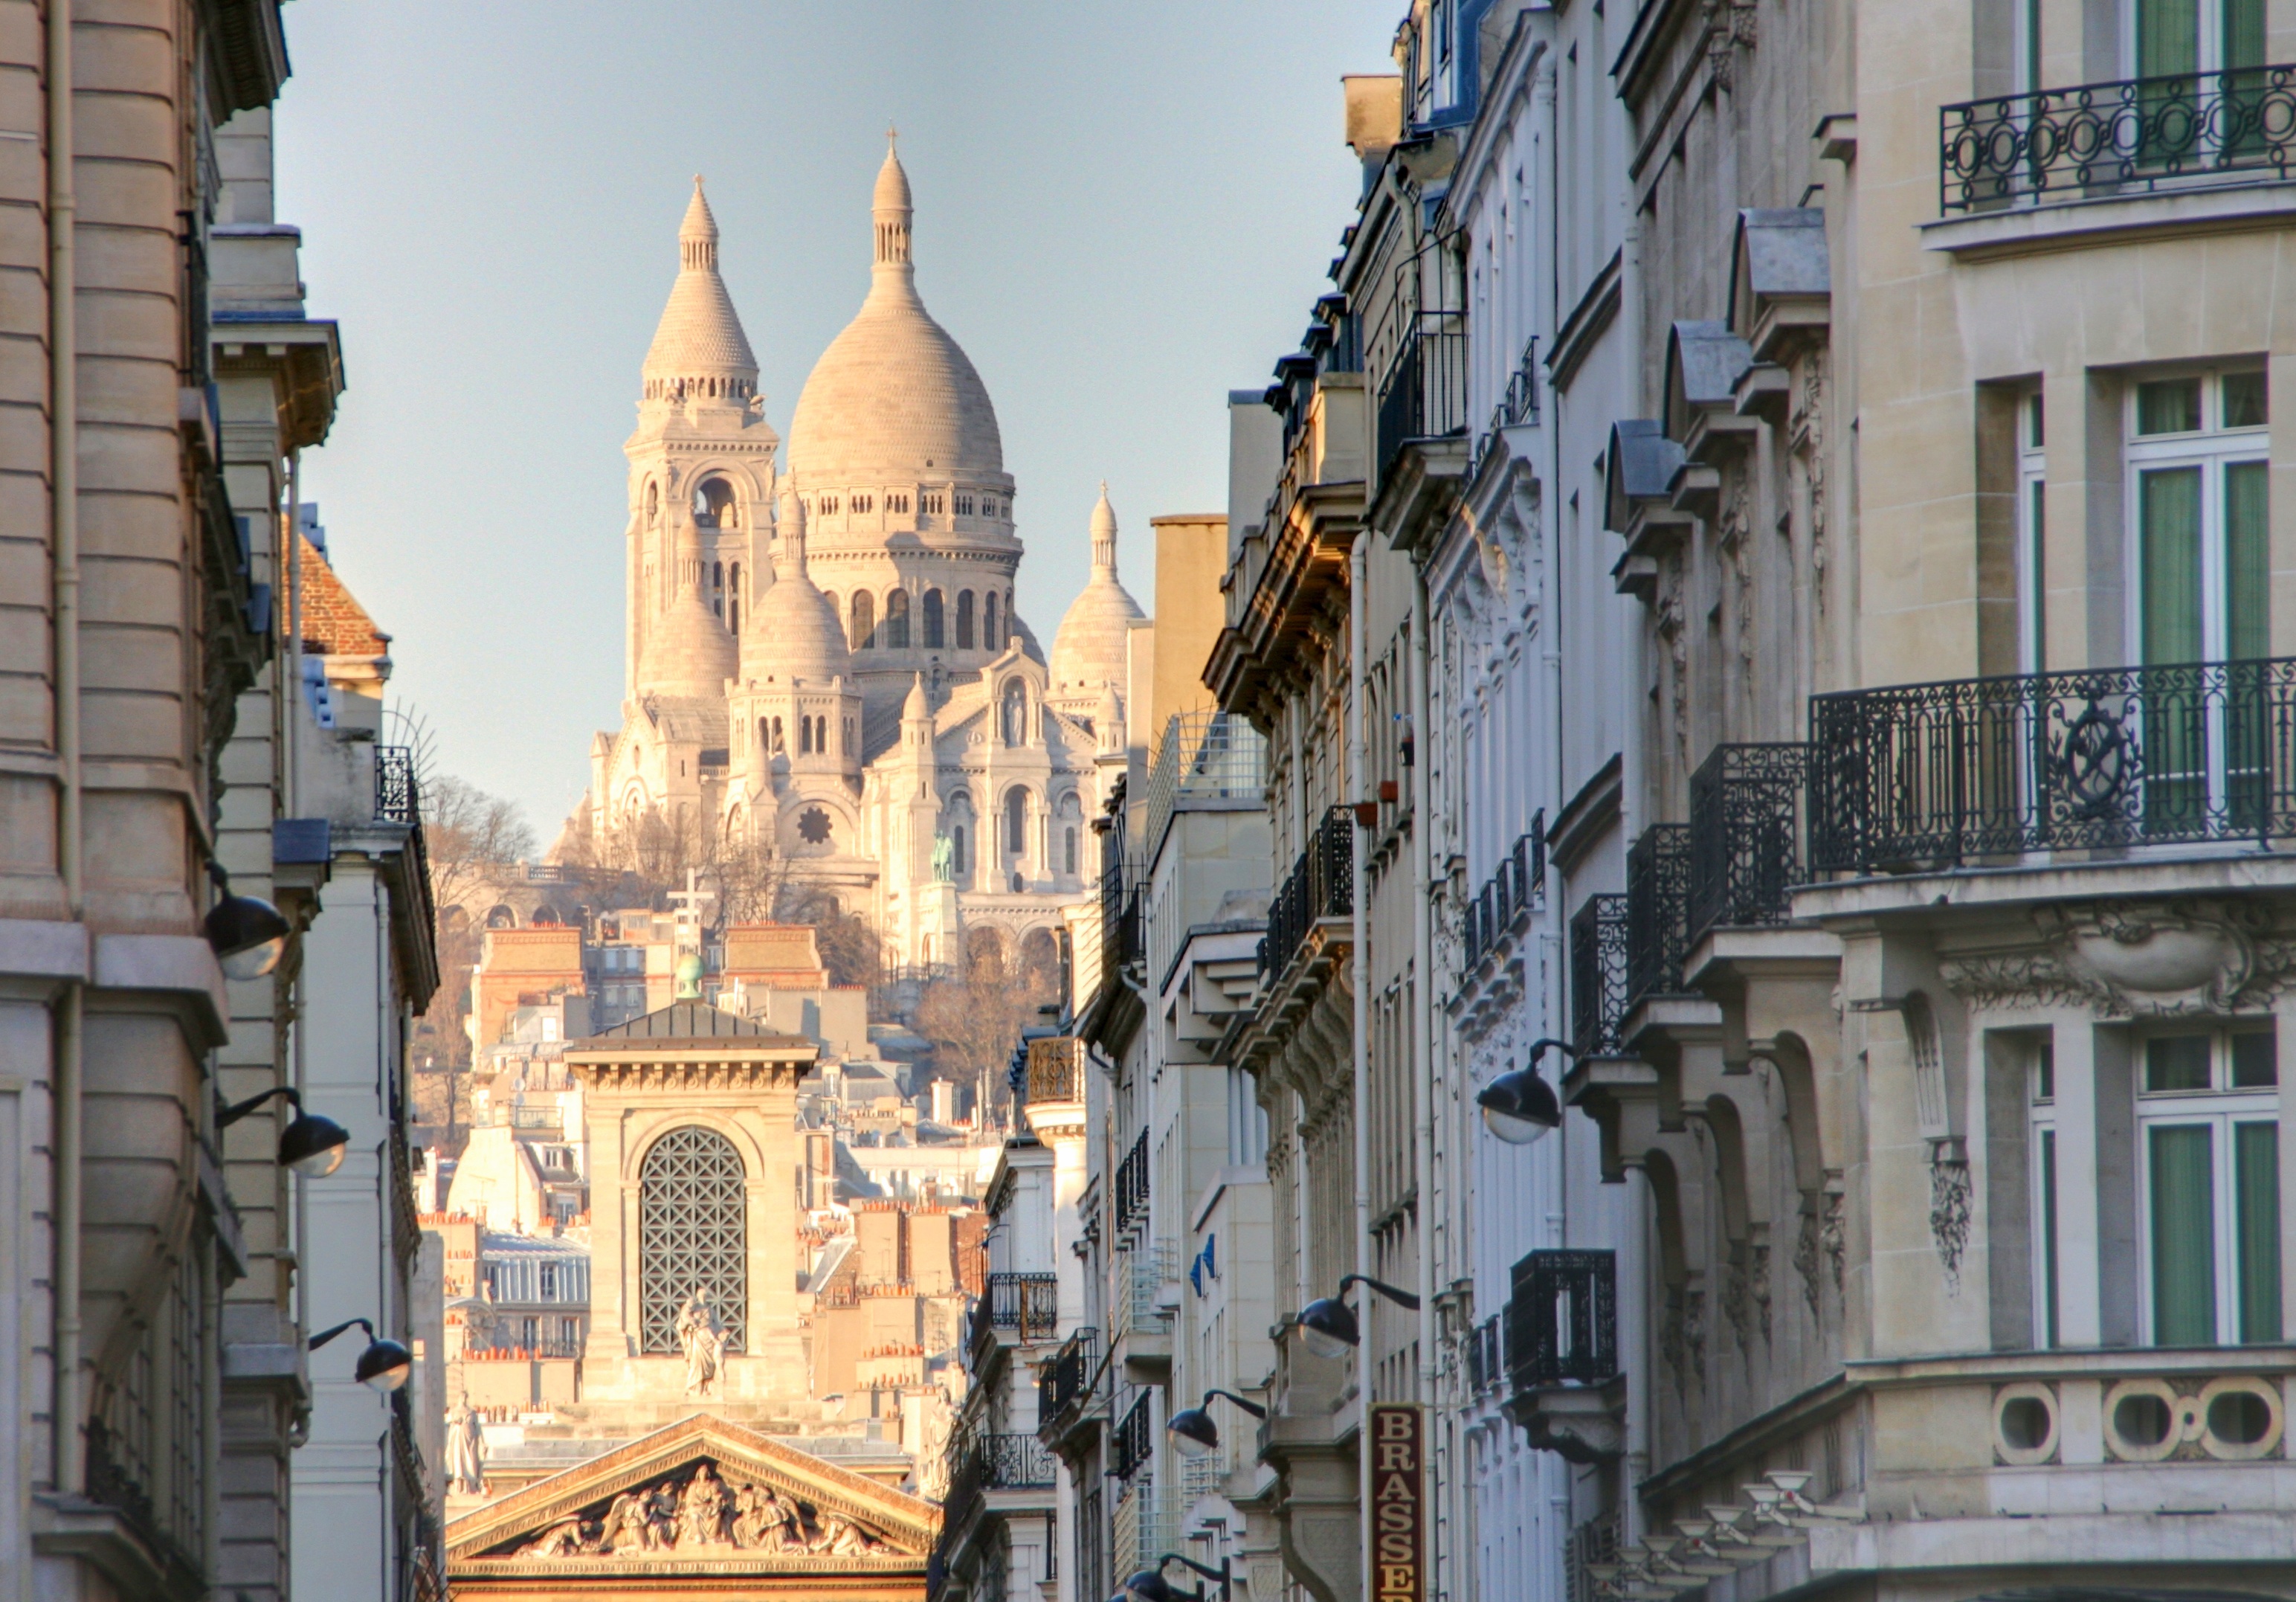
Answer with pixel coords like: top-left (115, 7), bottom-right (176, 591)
top-left (274, 0), bottom-right (1396, 837)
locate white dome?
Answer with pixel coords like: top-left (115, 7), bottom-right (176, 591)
top-left (744, 497), bottom-right (851, 683)
top-left (1049, 484), bottom-right (1143, 699)
top-left (641, 588), bottom-right (738, 701)
top-left (784, 147), bottom-right (1003, 484)
top-left (642, 179), bottom-right (758, 389)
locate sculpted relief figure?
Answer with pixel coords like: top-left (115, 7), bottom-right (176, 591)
top-left (680, 1462), bottom-right (732, 1548)
top-left (506, 1464), bottom-right (899, 1562)
top-left (677, 1290), bottom-right (726, 1398)
top-left (445, 1399), bottom-right (487, 1496)
top-left (599, 1490), bottom-right (660, 1554)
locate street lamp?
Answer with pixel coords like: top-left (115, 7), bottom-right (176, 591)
top-left (218, 1086), bottom-right (350, 1177)
top-left (1295, 1274), bottom-right (1421, 1361)
top-left (1120, 1553), bottom-right (1232, 1602)
top-left (1166, 1388), bottom-right (1267, 1458)
top-left (308, 1316), bottom-right (413, 1392)
top-left (1476, 1037), bottom-right (1571, 1145)
top-left (202, 864), bottom-right (291, 980)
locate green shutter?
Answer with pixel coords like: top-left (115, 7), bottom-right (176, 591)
top-left (2236, 1122), bottom-right (2281, 1343)
top-left (2150, 1123), bottom-right (2219, 1345)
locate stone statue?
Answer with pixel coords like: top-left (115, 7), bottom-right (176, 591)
top-left (810, 1510), bottom-right (886, 1556)
top-left (445, 1398), bottom-right (488, 1496)
top-left (600, 1490), bottom-right (658, 1554)
top-left (519, 1519), bottom-right (593, 1558)
top-left (678, 1463), bottom-right (732, 1548)
top-left (647, 1482), bottom-right (682, 1545)
top-left (932, 832), bottom-right (955, 883)
top-left (677, 1290), bottom-right (725, 1397)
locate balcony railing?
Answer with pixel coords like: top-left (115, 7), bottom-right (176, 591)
top-left (970, 1272), bottom-right (1060, 1346)
top-left (1464, 1310), bottom-right (1509, 1398)
top-left (1624, 824), bottom-right (1694, 1008)
top-left (1112, 1392), bottom-right (1155, 1482)
top-left (1098, 856), bottom-right (1143, 979)
top-left (1687, 743), bottom-right (1810, 944)
top-left (1941, 64), bottom-right (2296, 212)
top-left (1467, 336), bottom-right (1541, 483)
top-left (1258, 806), bottom-right (1354, 981)
top-left (1568, 895), bottom-right (1630, 1059)
top-left (1115, 1241), bottom-right (1176, 1341)
top-left (944, 1431), bottom-right (1058, 1530)
top-left (1025, 1036), bottom-right (1085, 1107)
top-left (375, 744), bottom-right (419, 824)
top-left (1375, 309), bottom-right (1469, 478)
top-left (1144, 711), bottom-right (1267, 858)
top-left (1808, 656), bottom-right (2296, 875)
top-left (1461, 816), bottom-right (1546, 978)
top-left (1113, 1128), bottom-right (1149, 1241)
top-left (1505, 1249), bottom-right (1617, 1389)
top-left (1037, 1327), bottom-right (1100, 1430)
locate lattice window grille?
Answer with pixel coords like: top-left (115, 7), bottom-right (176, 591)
top-left (639, 1126), bottom-right (748, 1354)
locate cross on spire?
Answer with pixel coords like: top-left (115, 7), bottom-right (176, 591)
top-left (667, 868), bottom-right (716, 950)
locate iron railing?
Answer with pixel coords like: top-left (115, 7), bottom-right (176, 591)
top-left (1468, 336), bottom-right (1541, 483)
top-left (1464, 1310), bottom-right (1509, 1397)
top-left (1687, 743), bottom-right (1810, 943)
top-left (1941, 64), bottom-right (2296, 212)
top-left (1114, 1128), bottom-right (1150, 1241)
top-left (944, 1431), bottom-right (1058, 1530)
top-left (1568, 895), bottom-right (1630, 1059)
top-left (1115, 1241), bottom-right (1176, 1340)
top-left (1505, 1249), bottom-right (1618, 1389)
top-left (1460, 816), bottom-right (1546, 977)
top-left (375, 744), bottom-right (419, 824)
top-left (1099, 856), bottom-right (1143, 979)
top-left (1624, 824), bottom-right (1694, 1007)
top-left (1037, 1327), bottom-right (1100, 1430)
top-left (1112, 1392), bottom-right (1155, 1482)
top-left (1375, 309), bottom-right (1470, 477)
top-left (1144, 711), bottom-right (1268, 858)
top-left (970, 1272), bottom-right (1060, 1346)
top-left (1258, 806), bottom-right (1355, 980)
top-left (1809, 656), bottom-right (2296, 873)
top-left (1025, 1036), bottom-right (1086, 1106)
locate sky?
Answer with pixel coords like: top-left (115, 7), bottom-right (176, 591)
top-left (274, 0), bottom-right (1399, 840)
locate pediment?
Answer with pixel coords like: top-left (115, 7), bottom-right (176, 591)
top-left (447, 1413), bottom-right (936, 1577)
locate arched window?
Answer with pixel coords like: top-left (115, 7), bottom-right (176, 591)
top-left (638, 1126), bottom-right (747, 1354)
top-left (711, 561), bottom-right (724, 618)
top-left (645, 481), bottom-right (661, 524)
top-left (1002, 680), bottom-right (1028, 747)
top-left (1065, 826), bottom-right (1078, 875)
top-left (885, 589), bottom-right (912, 649)
top-left (727, 562), bottom-right (741, 634)
top-left (923, 589), bottom-right (945, 648)
top-left (957, 591), bottom-right (976, 649)
top-left (850, 591), bottom-right (876, 650)
top-left (952, 824), bottom-right (967, 878)
top-left (771, 715), bottom-right (784, 751)
top-left (799, 716), bottom-right (813, 755)
top-left (694, 477), bottom-right (735, 528)
top-left (1005, 786), bottom-right (1027, 857)
top-left (842, 716), bottom-right (854, 755)
top-left (985, 591), bottom-right (1002, 651)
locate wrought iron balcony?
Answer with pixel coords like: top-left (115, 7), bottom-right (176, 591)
top-left (1113, 1128), bottom-right (1150, 1241)
top-left (1374, 308), bottom-right (1469, 480)
top-left (1687, 743), bottom-right (1811, 944)
top-left (1112, 1392), bottom-right (1155, 1482)
top-left (1941, 64), bottom-right (2296, 212)
top-left (1464, 1310), bottom-right (1509, 1398)
top-left (944, 1431), bottom-right (1058, 1531)
top-left (1569, 895), bottom-right (1629, 1059)
top-left (1025, 1036), bottom-right (1085, 1107)
top-left (1467, 337), bottom-right (1542, 483)
top-left (1099, 857), bottom-right (1143, 978)
top-left (970, 1272), bottom-right (1060, 1347)
top-left (375, 744), bottom-right (419, 823)
top-left (1625, 824), bottom-right (1694, 1007)
top-left (1036, 1326), bottom-right (1100, 1432)
top-left (1257, 805), bottom-right (1355, 980)
top-left (1461, 816), bottom-right (1547, 978)
top-left (1505, 1249), bottom-right (1618, 1389)
top-left (1808, 656), bottom-right (2296, 875)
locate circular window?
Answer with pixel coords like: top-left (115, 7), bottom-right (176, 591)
top-left (1993, 1382), bottom-right (2058, 1465)
top-left (2103, 1379), bottom-right (2189, 1461)
top-left (797, 807), bottom-right (833, 846)
top-left (2198, 1377), bottom-right (2284, 1460)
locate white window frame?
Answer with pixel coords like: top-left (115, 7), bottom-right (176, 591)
top-left (2132, 1025), bottom-right (2279, 1346)
top-left (2018, 390), bottom-right (2048, 675)
top-left (2028, 1038), bottom-right (2060, 1345)
top-left (2121, 0), bottom-right (2243, 77)
top-left (2123, 368), bottom-right (2271, 669)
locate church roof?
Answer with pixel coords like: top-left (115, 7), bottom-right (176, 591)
top-left (577, 1001), bottom-right (810, 1051)
top-left (784, 147), bottom-right (1003, 486)
top-left (1049, 483), bottom-right (1144, 701)
top-left (641, 178), bottom-right (758, 386)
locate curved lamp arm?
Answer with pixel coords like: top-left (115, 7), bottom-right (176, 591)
top-left (219, 1085), bottom-right (305, 1129)
top-left (1525, 1037), bottom-right (1577, 1069)
top-left (1338, 1273), bottom-right (1422, 1313)
top-left (307, 1316), bottom-right (375, 1352)
top-left (1199, 1387), bottom-right (1265, 1420)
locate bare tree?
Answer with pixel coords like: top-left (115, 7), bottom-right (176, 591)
top-left (912, 940), bottom-right (1058, 1125)
top-left (412, 775), bottom-right (535, 1076)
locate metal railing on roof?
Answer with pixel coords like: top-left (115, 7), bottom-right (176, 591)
top-left (1144, 712), bottom-right (1267, 858)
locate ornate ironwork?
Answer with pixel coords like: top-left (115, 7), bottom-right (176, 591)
top-left (1111, 1392), bottom-right (1155, 1482)
top-left (1688, 743), bottom-right (1810, 942)
top-left (375, 743), bottom-right (419, 824)
top-left (1025, 1037), bottom-right (1085, 1106)
top-left (1260, 806), bottom-right (1355, 981)
top-left (1375, 307), bottom-right (1470, 480)
top-left (1505, 1249), bottom-right (1617, 1389)
top-left (1625, 824), bottom-right (1694, 1007)
top-left (946, 1431), bottom-right (1058, 1529)
top-left (1461, 814), bottom-right (1546, 977)
top-left (1463, 1310), bottom-right (1508, 1397)
top-left (1941, 64), bottom-right (2296, 212)
top-left (970, 1272), bottom-right (1060, 1346)
top-left (1569, 895), bottom-right (1630, 1059)
top-left (1037, 1327), bottom-right (1100, 1432)
top-left (1113, 1128), bottom-right (1150, 1241)
top-left (1808, 656), bottom-right (2296, 873)
top-left (638, 1126), bottom-right (748, 1355)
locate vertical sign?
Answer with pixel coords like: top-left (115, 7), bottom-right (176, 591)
top-left (1370, 1403), bottom-right (1425, 1602)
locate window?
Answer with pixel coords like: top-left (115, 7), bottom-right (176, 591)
top-left (694, 478), bottom-right (735, 527)
top-left (958, 590), bottom-right (976, 649)
top-left (842, 716), bottom-right (854, 755)
top-left (854, 493), bottom-right (874, 515)
top-left (820, 495), bottom-right (840, 516)
top-left (799, 715), bottom-right (813, 755)
top-left (1005, 787), bottom-right (1028, 857)
top-left (889, 492), bottom-right (911, 514)
top-left (560, 1316), bottom-right (581, 1349)
top-left (851, 590), bottom-right (876, 650)
top-left (886, 589), bottom-right (912, 649)
top-left (540, 1262), bottom-right (558, 1299)
top-left (955, 492), bottom-right (976, 516)
top-left (2138, 1026), bottom-right (2279, 1345)
top-left (952, 824), bottom-right (967, 878)
top-left (639, 1126), bottom-right (749, 1354)
top-left (522, 1316), bottom-right (538, 1350)
top-left (1065, 826), bottom-right (1078, 875)
top-left (2019, 392), bottom-right (2046, 672)
top-left (2029, 1038), bottom-right (2060, 1345)
top-left (923, 492), bottom-right (945, 515)
top-left (728, 562), bottom-right (741, 635)
top-left (2132, 0), bottom-right (2264, 80)
top-left (987, 591), bottom-right (1003, 651)
top-left (924, 588), bottom-right (945, 648)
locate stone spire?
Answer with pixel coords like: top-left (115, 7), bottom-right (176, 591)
top-left (642, 176), bottom-right (759, 400)
top-left (1089, 480), bottom-right (1118, 574)
top-left (873, 134), bottom-right (912, 273)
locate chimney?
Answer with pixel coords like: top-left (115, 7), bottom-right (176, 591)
top-left (1343, 74), bottom-right (1405, 167)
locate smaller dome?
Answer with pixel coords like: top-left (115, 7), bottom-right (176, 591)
top-left (639, 585), bottom-right (738, 700)
top-left (903, 672), bottom-right (931, 721)
top-left (1050, 483), bottom-right (1144, 700)
top-left (744, 494), bottom-right (852, 684)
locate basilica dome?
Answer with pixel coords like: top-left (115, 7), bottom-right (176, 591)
top-left (744, 496), bottom-right (851, 684)
top-left (642, 179), bottom-right (758, 399)
top-left (784, 147), bottom-right (1004, 485)
top-left (1049, 485), bottom-right (1144, 702)
top-left (639, 566), bottom-right (738, 700)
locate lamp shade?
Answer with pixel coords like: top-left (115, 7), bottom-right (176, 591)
top-left (1123, 1571), bottom-right (1183, 1602)
top-left (1296, 1295), bottom-right (1360, 1360)
top-left (278, 1109), bottom-right (350, 1176)
top-left (1477, 1064), bottom-right (1562, 1145)
top-left (1167, 1406), bottom-right (1219, 1457)
top-left (204, 893), bottom-right (291, 980)
top-left (355, 1336), bottom-right (414, 1392)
